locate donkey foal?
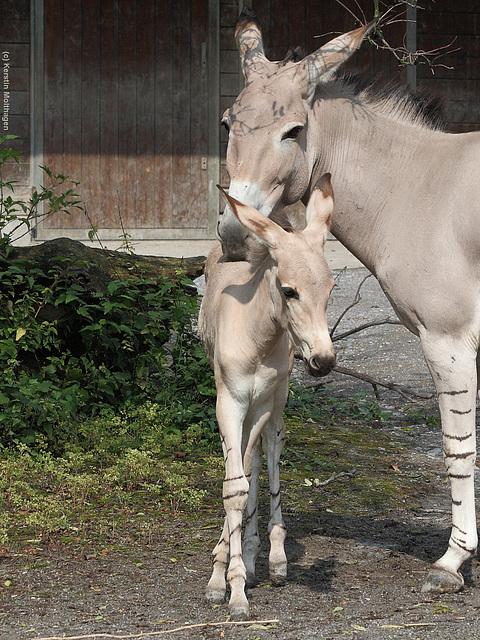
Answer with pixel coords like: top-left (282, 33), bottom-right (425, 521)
top-left (198, 175), bottom-right (336, 618)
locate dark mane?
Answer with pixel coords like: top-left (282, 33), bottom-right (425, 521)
top-left (280, 46), bottom-right (306, 65)
top-left (336, 71), bottom-right (448, 131)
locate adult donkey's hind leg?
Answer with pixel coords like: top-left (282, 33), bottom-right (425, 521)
top-left (420, 332), bottom-right (478, 593)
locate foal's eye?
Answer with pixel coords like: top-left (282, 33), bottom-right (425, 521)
top-left (282, 286), bottom-right (298, 299)
top-left (282, 125), bottom-right (303, 141)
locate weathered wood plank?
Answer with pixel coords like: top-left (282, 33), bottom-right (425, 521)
top-left (117, 1), bottom-right (137, 229)
top-left (135, 0), bottom-right (156, 228)
top-left (100, 0), bottom-right (120, 231)
top-left (80, 0), bottom-right (102, 229)
top-left (61, 0), bottom-right (83, 229)
top-left (43, 0), bottom-right (64, 212)
top-left (188, 0), bottom-right (209, 229)
top-left (154, 0), bottom-right (173, 228)
top-left (172, 0), bottom-right (191, 227)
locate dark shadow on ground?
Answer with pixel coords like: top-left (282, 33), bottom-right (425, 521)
top-left (249, 510), bottom-right (464, 594)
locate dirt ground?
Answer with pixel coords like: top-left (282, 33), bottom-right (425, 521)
top-left (2, 268), bottom-right (480, 640)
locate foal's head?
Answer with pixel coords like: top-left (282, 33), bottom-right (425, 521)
top-left (221, 173), bottom-right (336, 377)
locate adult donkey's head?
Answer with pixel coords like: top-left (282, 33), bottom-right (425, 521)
top-left (218, 7), bottom-right (372, 259)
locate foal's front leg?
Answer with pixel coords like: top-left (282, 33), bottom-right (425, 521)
top-left (210, 393), bottom-right (250, 617)
top-left (420, 333), bottom-right (478, 593)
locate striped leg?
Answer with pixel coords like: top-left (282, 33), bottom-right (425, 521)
top-left (240, 403), bottom-right (274, 591)
top-left (242, 440), bottom-right (263, 588)
top-left (420, 334), bottom-right (478, 593)
top-left (206, 518), bottom-right (229, 603)
top-left (210, 392), bottom-right (250, 617)
top-left (263, 416), bottom-right (287, 585)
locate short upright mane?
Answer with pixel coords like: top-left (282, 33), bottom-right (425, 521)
top-left (335, 72), bottom-right (448, 131)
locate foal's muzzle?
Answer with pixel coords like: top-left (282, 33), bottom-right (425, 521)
top-left (305, 353), bottom-right (336, 378)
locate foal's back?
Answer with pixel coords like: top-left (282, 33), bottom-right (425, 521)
top-left (199, 242), bottom-right (265, 367)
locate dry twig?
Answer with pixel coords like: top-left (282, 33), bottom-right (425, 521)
top-left (324, 0), bottom-right (460, 73)
top-left (334, 364), bottom-right (434, 400)
top-left (32, 619), bottom-right (280, 640)
top-left (312, 468), bottom-right (356, 487)
top-left (330, 274), bottom-right (372, 339)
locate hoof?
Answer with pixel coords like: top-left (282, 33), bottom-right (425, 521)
top-left (206, 589), bottom-right (226, 604)
top-left (270, 573), bottom-right (286, 587)
top-left (246, 572), bottom-right (259, 589)
top-left (421, 568), bottom-right (464, 594)
top-left (270, 563), bottom-right (287, 587)
top-left (229, 604), bottom-right (249, 620)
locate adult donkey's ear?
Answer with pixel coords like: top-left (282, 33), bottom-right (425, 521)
top-left (301, 21), bottom-right (375, 100)
top-left (304, 173), bottom-right (334, 245)
top-left (235, 7), bottom-right (269, 80)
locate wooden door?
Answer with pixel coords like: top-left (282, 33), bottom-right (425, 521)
top-left (40, 0), bottom-right (213, 240)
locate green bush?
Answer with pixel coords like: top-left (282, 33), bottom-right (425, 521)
top-left (0, 136), bottom-right (216, 451)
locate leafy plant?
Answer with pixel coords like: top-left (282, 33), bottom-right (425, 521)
top-left (0, 135), bottom-right (83, 247)
top-left (0, 136), bottom-right (217, 451)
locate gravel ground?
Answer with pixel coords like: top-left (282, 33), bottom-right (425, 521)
top-left (2, 267), bottom-right (480, 640)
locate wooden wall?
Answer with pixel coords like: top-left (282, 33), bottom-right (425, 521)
top-left (42, 0), bottom-right (210, 235)
top-left (417, 0), bottom-right (480, 133)
top-left (0, 1), bottom-right (480, 241)
top-left (0, 0), bottom-right (30, 199)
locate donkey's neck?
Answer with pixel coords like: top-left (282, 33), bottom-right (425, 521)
top-left (311, 93), bottom-right (448, 275)
top-left (239, 257), bottom-right (286, 351)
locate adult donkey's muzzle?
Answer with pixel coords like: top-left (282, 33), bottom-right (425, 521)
top-left (217, 207), bottom-right (250, 261)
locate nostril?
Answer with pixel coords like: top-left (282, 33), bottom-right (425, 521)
top-left (307, 353), bottom-right (336, 377)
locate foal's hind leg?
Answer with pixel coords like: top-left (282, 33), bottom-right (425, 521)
top-left (242, 440), bottom-right (263, 587)
top-left (263, 418), bottom-right (287, 585)
top-left (262, 380), bottom-right (288, 585)
top-left (420, 333), bottom-right (478, 593)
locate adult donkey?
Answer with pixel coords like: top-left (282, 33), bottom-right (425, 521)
top-left (217, 7), bottom-right (480, 594)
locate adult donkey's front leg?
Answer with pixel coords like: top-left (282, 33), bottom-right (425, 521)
top-left (420, 333), bottom-right (478, 593)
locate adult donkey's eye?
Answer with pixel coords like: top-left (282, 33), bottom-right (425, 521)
top-left (282, 286), bottom-right (299, 299)
top-left (282, 125), bottom-right (303, 141)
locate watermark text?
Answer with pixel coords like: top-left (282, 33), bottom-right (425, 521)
top-left (2, 51), bottom-right (10, 131)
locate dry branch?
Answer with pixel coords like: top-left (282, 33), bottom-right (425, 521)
top-left (334, 364), bottom-right (434, 401)
top-left (326, 270), bottom-right (433, 400)
top-left (327, 0), bottom-right (460, 73)
top-left (332, 318), bottom-right (401, 342)
top-left (330, 274), bottom-right (371, 338)
top-left (32, 619), bottom-right (280, 640)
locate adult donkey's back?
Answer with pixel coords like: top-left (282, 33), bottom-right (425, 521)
top-left (218, 8), bottom-right (480, 594)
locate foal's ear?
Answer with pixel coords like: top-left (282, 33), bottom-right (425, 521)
top-left (304, 173), bottom-right (334, 245)
top-left (301, 21), bottom-right (375, 100)
top-left (217, 185), bottom-right (285, 250)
